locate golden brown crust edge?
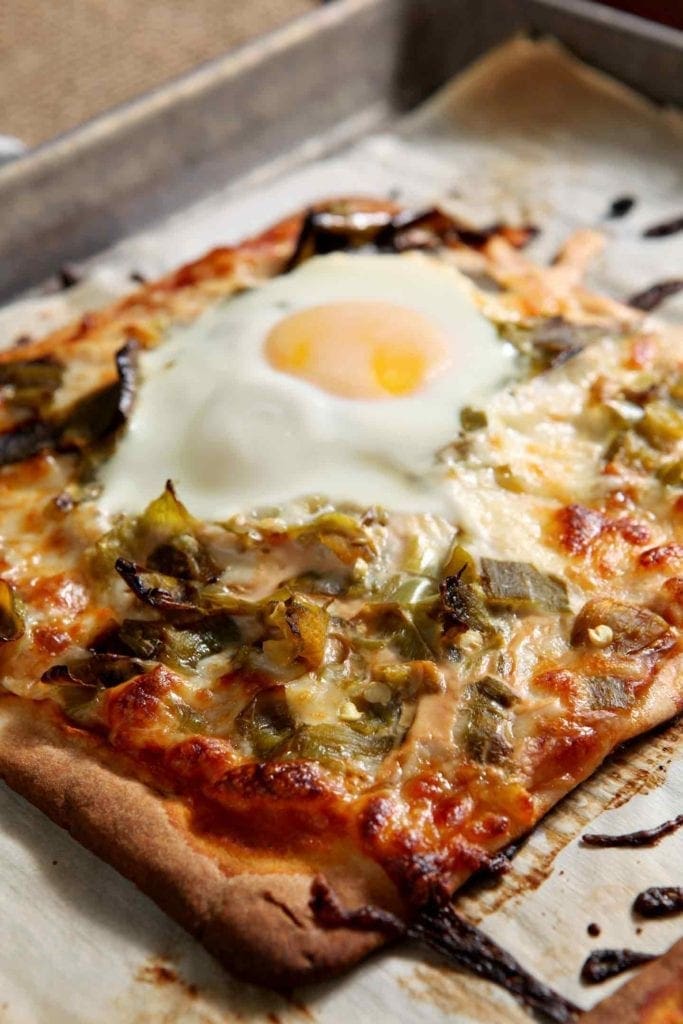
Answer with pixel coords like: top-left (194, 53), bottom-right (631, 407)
top-left (0, 696), bottom-right (390, 988)
top-left (582, 937), bottom-right (683, 1023)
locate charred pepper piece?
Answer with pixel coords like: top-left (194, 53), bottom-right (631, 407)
top-left (481, 559), bottom-right (569, 614)
top-left (462, 676), bottom-right (517, 764)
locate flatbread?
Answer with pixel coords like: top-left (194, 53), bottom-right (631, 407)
top-left (0, 198), bottom-right (680, 995)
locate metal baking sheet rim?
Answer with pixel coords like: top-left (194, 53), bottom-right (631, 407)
top-left (0, 0), bottom-right (681, 300)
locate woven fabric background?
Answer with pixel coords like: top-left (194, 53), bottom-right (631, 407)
top-left (0, 0), bottom-right (315, 147)
top-left (0, 1), bottom-right (677, 149)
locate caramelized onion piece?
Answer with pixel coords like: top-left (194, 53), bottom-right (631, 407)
top-left (637, 400), bottom-right (683, 450)
top-left (54, 684), bottom-right (100, 726)
top-left (235, 685), bottom-right (295, 760)
top-left (287, 202), bottom-right (536, 270)
top-left (265, 595), bottom-right (329, 672)
top-left (0, 341), bottom-right (137, 466)
top-left (499, 318), bottom-right (599, 372)
top-left (0, 580), bottom-right (24, 643)
top-left (136, 482), bottom-right (200, 556)
top-left (41, 653), bottom-right (146, 688)
top-left (101, 613), bottom-right (239, 670)
top-left (287, 206), bottom-right (395, 269)
top-left (41, 664), bottom-right (94, 686)
top-left (0, 418), bottom-right (56, 466)
top-left (375, 208), bottom-right (536, 254)
top-left (0, 357), bottom-right (64, 410)
top-left (279, 723), bottom-right (395, 772)
top-left (93, 481), bottom-right (216, 583)
top-left (440, 573), bottom-right (493, 635)
top-left (58, 341), bottom-right (138, 451)
top-left (147, 534), bottom-right (211, 581)
top-left (571, 598), bottom-right (673, 656)
top-left (115, 558), bottom-right (200, 615)
top-left (441, 543), bottom-right (477, 582)
top-left (347, 695), bottom-right (402, 738)
top-left (354, 603), bottom-right (436, 662)
top-left (293, 511), bottom-right (377, 566)
top-left (168, 694), bottom-right (207, 735)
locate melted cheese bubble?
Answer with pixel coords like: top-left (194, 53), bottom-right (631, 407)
top-left (98, 252), bottom-right (515, 518)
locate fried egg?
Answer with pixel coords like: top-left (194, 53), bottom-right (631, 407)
top-left (99, 252), bottom-right (515, 518)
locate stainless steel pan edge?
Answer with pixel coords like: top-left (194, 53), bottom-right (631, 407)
top-left (0, 0), bottom-right (680, 301)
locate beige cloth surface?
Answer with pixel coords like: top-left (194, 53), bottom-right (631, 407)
top-left (0, 0), bottom-right (316, 147)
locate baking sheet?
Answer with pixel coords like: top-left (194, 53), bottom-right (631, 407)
top-left (0, 37), bottom-right (682, 1023)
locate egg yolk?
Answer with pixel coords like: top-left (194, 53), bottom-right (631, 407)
top-left (265, 301), bottom-right (452, 399)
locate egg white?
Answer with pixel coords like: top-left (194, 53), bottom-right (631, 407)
top-left (98, 252), bottom-right (516, 518)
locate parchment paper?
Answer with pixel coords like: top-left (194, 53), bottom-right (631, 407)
top-left (0, 38), bottom-right (681, 1024)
